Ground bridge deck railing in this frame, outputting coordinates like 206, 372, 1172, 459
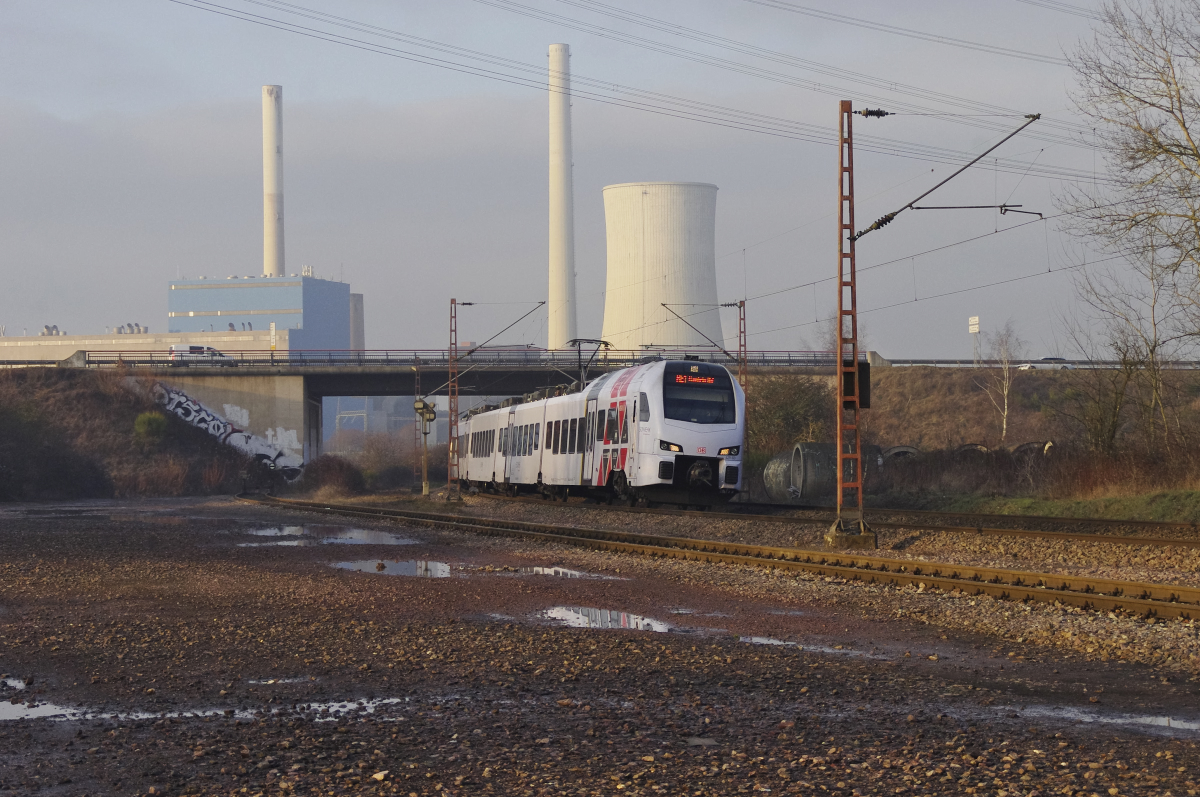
78, 349, 844, 369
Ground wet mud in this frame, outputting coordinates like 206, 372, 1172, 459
0, 496, 1198, 796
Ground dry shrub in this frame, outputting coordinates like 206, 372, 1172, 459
299, 455, 366, 497
745, 374, 834, 470
202, 460, 229, 491
0, 368, 250, 500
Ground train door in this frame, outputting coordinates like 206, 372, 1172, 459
581, 398, 598, 485
501, 410, 516, 484
635, 392, 653, 483
614, 399, 629, 474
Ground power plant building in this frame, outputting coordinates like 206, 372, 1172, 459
167, 275, 351, 350
600, 182, 723, 351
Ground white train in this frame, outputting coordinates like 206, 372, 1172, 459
458, 359, 745, 506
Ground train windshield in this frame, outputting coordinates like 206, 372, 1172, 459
662, 362, 736, 424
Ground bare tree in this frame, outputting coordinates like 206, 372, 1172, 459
975, 320, 1025, 443
1061, 1, 1200, 347
1048, 315, 1137, 454
1073, 257, 1187, 448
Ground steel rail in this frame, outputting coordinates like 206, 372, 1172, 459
477, 494, 1200, 549
241, 494, 1200, 619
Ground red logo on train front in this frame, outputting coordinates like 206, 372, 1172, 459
697, 447, 706, 454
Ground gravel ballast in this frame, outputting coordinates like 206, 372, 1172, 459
0, 496, 1198, 796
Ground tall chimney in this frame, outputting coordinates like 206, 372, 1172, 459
547, 45, 577, 349
262, 85, 284, 278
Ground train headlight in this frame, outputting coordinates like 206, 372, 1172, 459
659, 440, 683, 452
719, 446, 740, 456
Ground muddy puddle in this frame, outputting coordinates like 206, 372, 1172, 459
738, 635, 880, 657
536, 608, 881, 657
335, 560, 454, 577
542, 606, 672, 632
334, 561, 614, 579
240, 525, 418, 546
1010, 704, 1200, 733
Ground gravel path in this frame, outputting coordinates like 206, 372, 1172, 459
0, 496, 1198, 797
444, 496, 1200, 586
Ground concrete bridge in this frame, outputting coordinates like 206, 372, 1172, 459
53, 348, 864, 468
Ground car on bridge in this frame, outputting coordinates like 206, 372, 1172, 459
1017, 357, 1074, 371
168, 345, 236, 366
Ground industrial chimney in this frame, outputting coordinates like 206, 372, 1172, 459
547, 45, 577, 349
262, 85, 284, 278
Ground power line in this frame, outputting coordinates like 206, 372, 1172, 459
172, 0, 1108, 184
748, 262, 1084, 339
743, 0, 1069, 66
1012, 0, 1102, 21
476, 0, 1089, 147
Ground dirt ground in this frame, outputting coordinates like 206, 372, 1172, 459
1, 496, 1198, 796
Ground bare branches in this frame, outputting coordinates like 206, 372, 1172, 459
974, 320, 1025, 443
1061, 1, 1200, 294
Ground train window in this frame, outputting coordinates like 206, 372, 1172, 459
533, 423, 540, 451
662, 362, 736, 424
579, 417, 586, 451
620, 405, 629, 444
595, 410, 604, 441
524, 424, 531, 456
639, 392, 650, 422
567, 418, 577, 454
552, 420, 561, 454
604, 407, 618, 442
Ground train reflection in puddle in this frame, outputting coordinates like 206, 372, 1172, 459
542, 606, 671, 633
241, 526, 418, 546
519, 566, 614, 579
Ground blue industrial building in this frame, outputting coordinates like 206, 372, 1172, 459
167, 275, 351, 350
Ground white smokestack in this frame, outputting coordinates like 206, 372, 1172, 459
262, 85, 284, 278
547, 44, 577, 349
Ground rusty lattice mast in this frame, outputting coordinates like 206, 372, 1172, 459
829, 100, 872, 544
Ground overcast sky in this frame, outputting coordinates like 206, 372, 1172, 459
0, 0, 1108, 357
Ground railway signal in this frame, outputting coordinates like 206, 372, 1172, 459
414, 398, 437, 497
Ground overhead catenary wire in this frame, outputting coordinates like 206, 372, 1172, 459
742, 0, 1069, 65
554, 0, 1092, 138
1012, 0, 1102, 21
854, 114, 1043, 240
173, 0, 1107, 182
474, 0, 1090, 147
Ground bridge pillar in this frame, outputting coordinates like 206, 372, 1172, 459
155, 373, 314, 464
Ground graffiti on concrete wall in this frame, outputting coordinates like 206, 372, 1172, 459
153, 384, 304, 480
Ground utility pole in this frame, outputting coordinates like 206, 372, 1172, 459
411, 360, 422, 490
826, 100, 876, 549
447, 299, 461, 499
735, 300, 747, 395
822, 103, 1038, 548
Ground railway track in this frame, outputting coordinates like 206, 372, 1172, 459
242, 494, 1200, 620
477, 493, 1200, 549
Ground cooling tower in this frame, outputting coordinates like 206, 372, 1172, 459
600, 182, 722, 350
547, 44, 577, 349
262, 85, 284, 278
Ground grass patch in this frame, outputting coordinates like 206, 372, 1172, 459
871, 489, 1200, 523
